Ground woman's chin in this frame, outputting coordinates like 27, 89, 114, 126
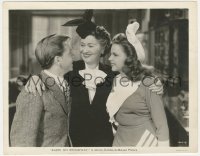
69, 67, 73, 71
82, 58, 91, 64
111, 67, 118, 72
82, 59, 99, 66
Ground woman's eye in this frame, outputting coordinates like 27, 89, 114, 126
111, 52, 118, 57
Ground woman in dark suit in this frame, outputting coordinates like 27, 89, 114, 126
10, 35, 73, 147
24, 10, 163, 147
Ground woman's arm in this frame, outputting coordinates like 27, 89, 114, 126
145, 86, 170, 146
24, 70, 73, 96
10, 89, 43, 146
142, 70, 164, 95
25, 75, 45, 96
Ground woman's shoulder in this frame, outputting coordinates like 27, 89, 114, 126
73, 60, 85, 70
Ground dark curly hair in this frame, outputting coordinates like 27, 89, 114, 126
112, 33, 154, 82
89, 26, 111, 57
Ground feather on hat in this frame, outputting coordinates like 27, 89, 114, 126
62, 10, 97, 39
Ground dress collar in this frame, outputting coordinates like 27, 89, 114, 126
106, 74, 141, 123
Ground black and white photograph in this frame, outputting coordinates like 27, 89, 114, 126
3, 1, 198, 154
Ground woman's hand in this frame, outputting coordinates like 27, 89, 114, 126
149, 79, 164, 95
25, 75, 45, 96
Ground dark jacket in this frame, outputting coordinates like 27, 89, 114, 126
65, 60, 116, 147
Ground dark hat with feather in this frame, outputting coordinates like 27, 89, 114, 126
62, 10, 96, 39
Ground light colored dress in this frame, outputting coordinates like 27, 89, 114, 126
106, 75, 169, 147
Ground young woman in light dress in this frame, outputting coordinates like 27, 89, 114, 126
106, 22, 169, 147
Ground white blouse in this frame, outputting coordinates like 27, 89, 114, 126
79, 63, 107, 104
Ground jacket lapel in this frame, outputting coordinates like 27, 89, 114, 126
90, 63, 112, 105
72, 61, 113, 106
96, 63, 113, 87
74, 61, 90, 90
39, 71, 69, 116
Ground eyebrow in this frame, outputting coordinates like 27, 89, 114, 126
111, 51, 118, 55
80, 42, 96, 45
88, 43, 96, 45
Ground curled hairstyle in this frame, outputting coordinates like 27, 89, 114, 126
35, 34, 70, 69
112, 33, 153, 81
89, 26, 111, 56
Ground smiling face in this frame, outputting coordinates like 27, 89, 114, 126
109, 44, 127, 73
80, 35, 104, 66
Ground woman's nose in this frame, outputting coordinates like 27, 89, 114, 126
108, 55, 112, 61
81, 46, 88, 53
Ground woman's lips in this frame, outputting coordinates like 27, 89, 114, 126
110, 63, 115, 66
82, 53, 92, 58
